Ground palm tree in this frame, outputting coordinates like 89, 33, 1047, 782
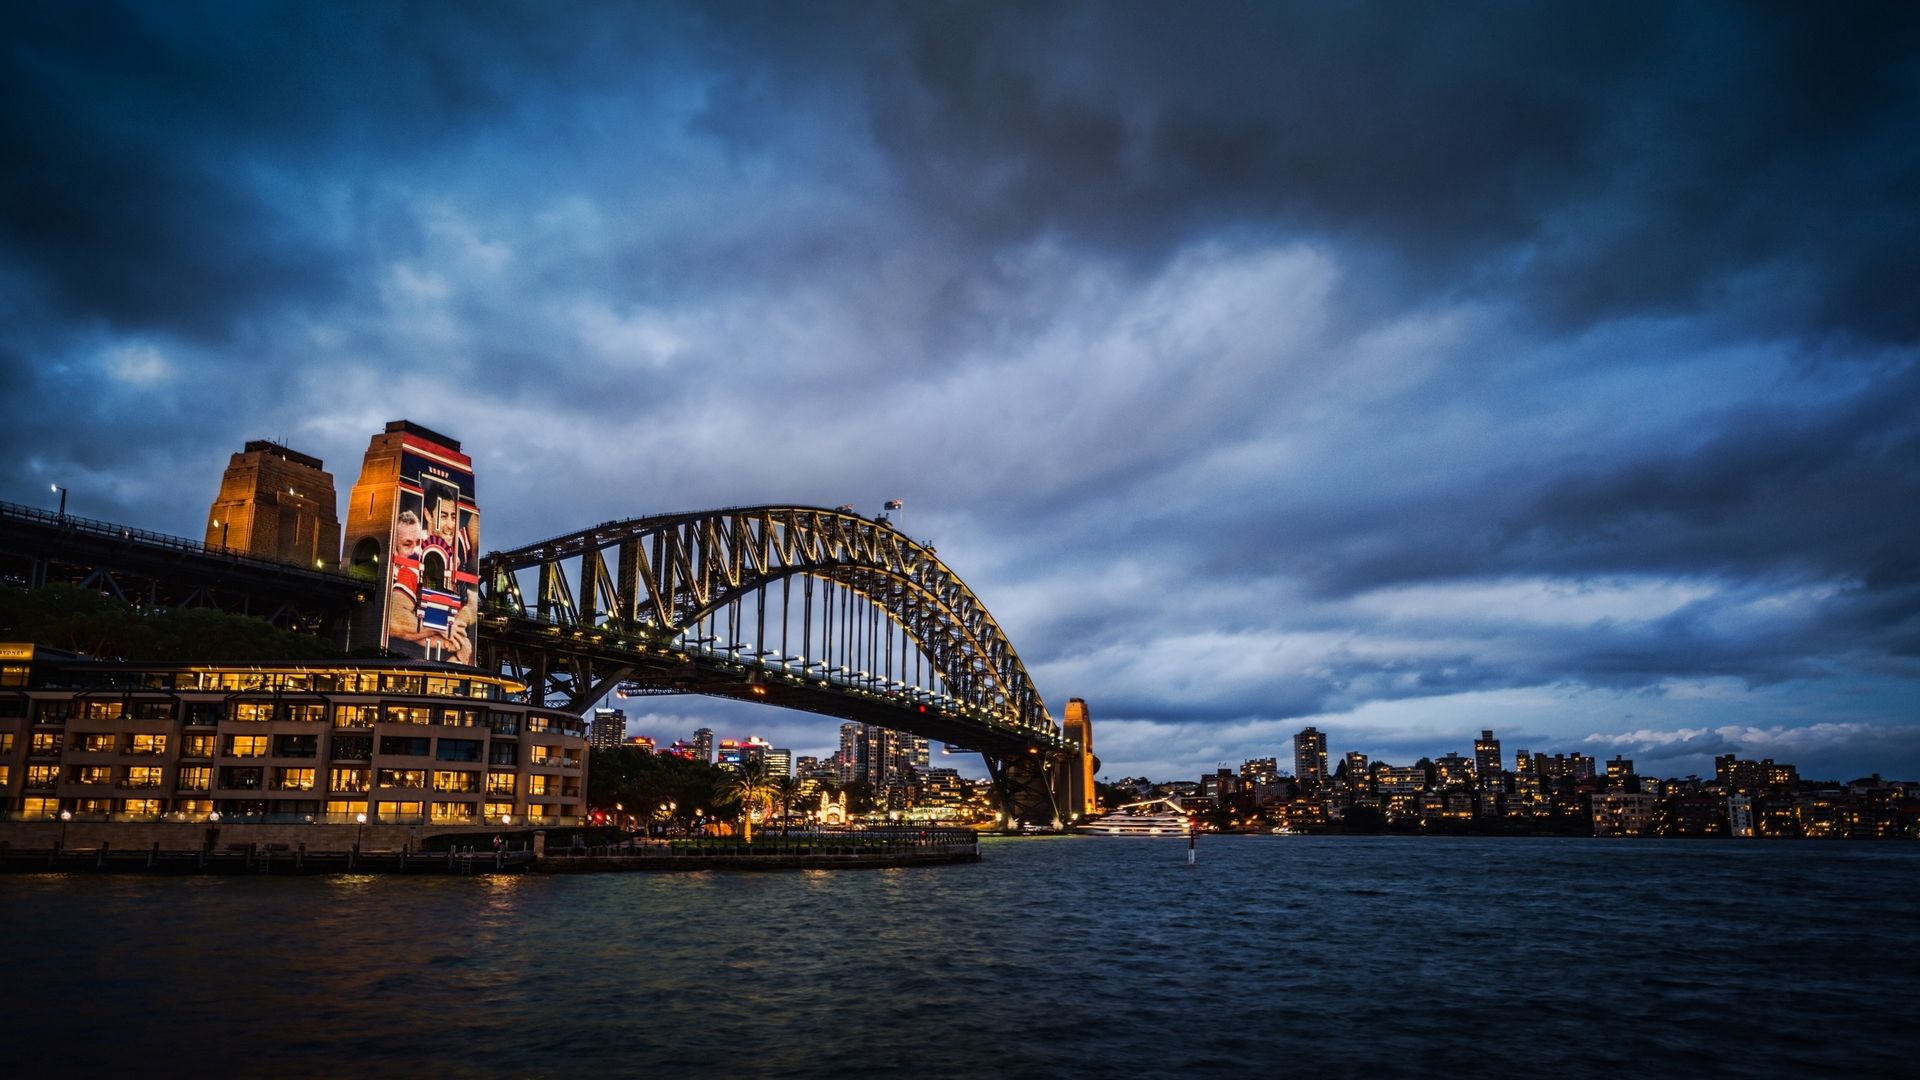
719, 757, 777, 843
771, 775, 804, 837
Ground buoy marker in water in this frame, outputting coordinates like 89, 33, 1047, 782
1187, 826, 1196, 867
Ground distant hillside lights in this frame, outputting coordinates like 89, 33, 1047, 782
1113, 727, 1920, 840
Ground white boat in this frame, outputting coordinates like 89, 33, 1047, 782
1075, 798, 1193, 836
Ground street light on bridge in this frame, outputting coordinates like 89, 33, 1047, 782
50, 483, 67, 519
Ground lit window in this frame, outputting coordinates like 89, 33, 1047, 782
376, 800, 423, 822
225, 735, 268, 758
77, 732, 117, 753
232, 702, 275, 722
128, 733, 168, 755
383, 705, 432, 725
330, 767, 369, 793
177, 767, 212, 792
273, 767, 317, 791
126, 766, 164, 788
432, 770, 479, 793
122, 798, 162, 816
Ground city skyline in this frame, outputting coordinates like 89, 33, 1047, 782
5, 4, 1918, 782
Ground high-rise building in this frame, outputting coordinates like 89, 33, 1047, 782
204, 440, 341, 569
692, 727, 715, 765
836, 723, 861, 784
1240, 758, 1279, 786
340, 421, 480, 665
762, 746, 793, 779
1293, 727, 1328, 787
1474, 730, 1502, 777
1061, 698, 1097, 819
590, 708, 626, 749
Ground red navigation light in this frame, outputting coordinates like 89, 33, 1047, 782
917, 704, 927, 713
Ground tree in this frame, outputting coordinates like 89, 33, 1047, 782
0, 583, 340, 661
719, 757, 777, 843
771, 775, 804, 836
1339, 804, 1389, 834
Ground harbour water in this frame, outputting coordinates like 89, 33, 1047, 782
5, 835, 1916, 1077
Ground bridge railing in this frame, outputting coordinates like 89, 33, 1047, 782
0, 499, 357, 586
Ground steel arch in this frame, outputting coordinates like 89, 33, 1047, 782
479, 506, 1057, 740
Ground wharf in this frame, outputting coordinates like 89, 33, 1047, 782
0, 844, 536, 876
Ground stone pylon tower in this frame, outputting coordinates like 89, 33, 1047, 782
204, 441, 341, 569
1061, 698, 1098, 820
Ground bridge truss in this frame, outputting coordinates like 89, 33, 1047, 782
477, 506, 1082, 824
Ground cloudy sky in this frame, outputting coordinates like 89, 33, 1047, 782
5, 2, 1918, 782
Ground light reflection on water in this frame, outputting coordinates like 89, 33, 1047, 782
4, 836, 1918, 1078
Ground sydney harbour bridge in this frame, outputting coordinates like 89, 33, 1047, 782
1, 498, 1087, 824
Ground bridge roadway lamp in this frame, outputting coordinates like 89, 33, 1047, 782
51, 483, 67, 518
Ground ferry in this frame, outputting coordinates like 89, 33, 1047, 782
1075, 797, 1194, 836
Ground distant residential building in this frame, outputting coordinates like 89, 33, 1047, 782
1293, 727, 1328, 788
1593, 791, 1656, 836
1606, 755, 1635, 783
1341, 751, 1369, 796
1473, 730, 1502, 777
1434, 752, 1475, 788
1201, 768, 1239, 800
1240, 758, 1279, 786
1727, 794, 1754, 838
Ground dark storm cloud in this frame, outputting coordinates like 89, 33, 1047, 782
822, 2, 1920, 342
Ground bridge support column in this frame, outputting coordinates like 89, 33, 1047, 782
983, 750, 1067, 829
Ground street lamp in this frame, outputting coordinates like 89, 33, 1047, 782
58, 808, 71, 851
51, 483, 67, 519
355, 811, 367, 851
